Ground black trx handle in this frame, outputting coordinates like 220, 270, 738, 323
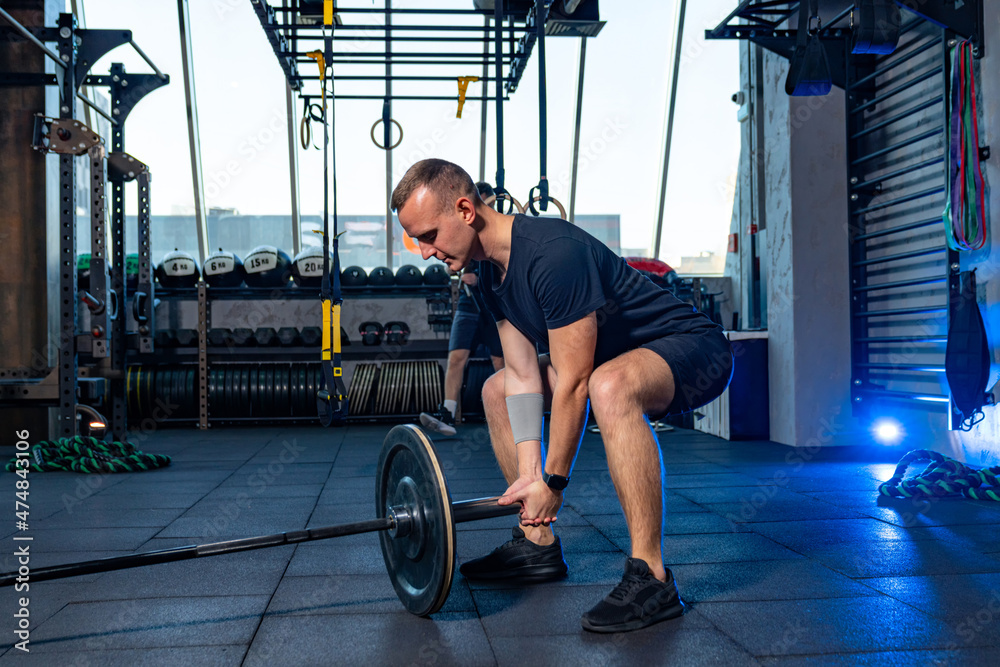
528, 0, 550, 216
785, 0, 832, 97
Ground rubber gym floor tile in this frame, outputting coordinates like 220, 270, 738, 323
607, 533, 804, 565
491, 628, 758, 667
473, 585, 713, 637
858, 573, 1000, 628
88, 543, 294, 599
57, 492, 209, 510
567, 493, 706, 516
670, 560, 882, 603
283, 542, 387, 576
904, 524, 1000, 552
326, 462, 378, 478
32, 507, 186, 529
265, 573, 476, 616
695, 596, 962, 657
220, 463, 333, 487
243, 612, 495, 667
673, 486, 811, 505
745, 518, 936, 550
98, 481, 225, 495
306, 502, 376, 526
857, 499, 1000, 528
663, 462, 738, 475
705, 497, 865, 524
797, 539, 1000, 578
587, 511, 747, 537
200, 483, 325, 501
158, 506, 314, 540
659, 473, 764, 489
26, 596, 271, 653
454, 526, 620, 560
0, 646, 246, 666
181, 494, 317, 519
756, 647, 1000, 665
21, 527, 162, 552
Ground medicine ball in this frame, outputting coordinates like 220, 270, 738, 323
423, 264, 449, 285
395, 264, 423, 286
243, 245, 291, 288
125, 253, 140, 290
203, 249, 246, 288
291, 246, 334, 288
368, 266, 394, 286
77, 253, 92, 290
156, 249, 200, 288
341, 265, 368, 287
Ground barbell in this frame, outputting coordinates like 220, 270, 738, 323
0, 425, 520, 617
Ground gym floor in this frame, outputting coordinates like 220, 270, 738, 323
2, 424, 999, 665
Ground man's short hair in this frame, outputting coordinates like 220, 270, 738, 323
391, 159, 479, 213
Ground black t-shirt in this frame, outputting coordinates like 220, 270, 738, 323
479, 215, 720, 366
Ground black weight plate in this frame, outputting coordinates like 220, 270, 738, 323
168, 367, 180, 415
143, 366, 154, 417
376, 425, 455, 617
261, 365, 271, 417
209, 366, 220, 418
262, 365, 273, 416
252, 364, 261, 417
153, 367, 166, 417
184, 367, 195, 419
274, 364, 289, 416
290, 363, 301, 417
241, 365, 250, 416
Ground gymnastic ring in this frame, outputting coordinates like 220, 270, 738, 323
299, 114, 311, 151
371, 118, 403, 150
529, 195, 567, 220
494, 192, 524, 215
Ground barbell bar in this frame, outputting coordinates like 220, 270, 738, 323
0, 425, 519, 617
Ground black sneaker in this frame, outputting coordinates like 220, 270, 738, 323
581, 558, 685, 633
419, 404, 457, 436
459, 526, 568, 582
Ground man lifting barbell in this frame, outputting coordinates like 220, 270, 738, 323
392, 158, 734, 633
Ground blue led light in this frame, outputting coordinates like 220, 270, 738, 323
872, 418, 905, 445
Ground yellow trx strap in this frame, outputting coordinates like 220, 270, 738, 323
456, 76, 479, 119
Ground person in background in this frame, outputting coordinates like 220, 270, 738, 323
420, 182, 505, 436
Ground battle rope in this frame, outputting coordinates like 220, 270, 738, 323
943, 39, 987, 252
878, 449, 1000, 502
5, 437, 171, 474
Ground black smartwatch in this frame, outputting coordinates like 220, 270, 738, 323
542, 471, 570, 491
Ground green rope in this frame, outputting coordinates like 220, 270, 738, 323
5, 436, 171, 474
878, 449, 1000, 502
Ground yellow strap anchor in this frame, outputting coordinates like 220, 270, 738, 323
456, 76, 479, 119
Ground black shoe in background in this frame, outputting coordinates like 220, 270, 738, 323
419, 404, 457, 436
581, 558, 685, 633
459, 526, 568, 582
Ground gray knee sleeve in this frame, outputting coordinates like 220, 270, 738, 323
505, 393, 544, 444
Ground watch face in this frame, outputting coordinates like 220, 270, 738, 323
544, 473, 569, 490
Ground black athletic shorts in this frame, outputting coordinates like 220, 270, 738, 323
448, 309, 503, 357
640, 327, 734, 419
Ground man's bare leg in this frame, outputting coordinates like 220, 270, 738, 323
444, 348, 471, 407
588, 348, 675, 583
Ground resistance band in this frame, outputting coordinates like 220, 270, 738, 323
943, 40, 987, 252
878, 449, 1000, 502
